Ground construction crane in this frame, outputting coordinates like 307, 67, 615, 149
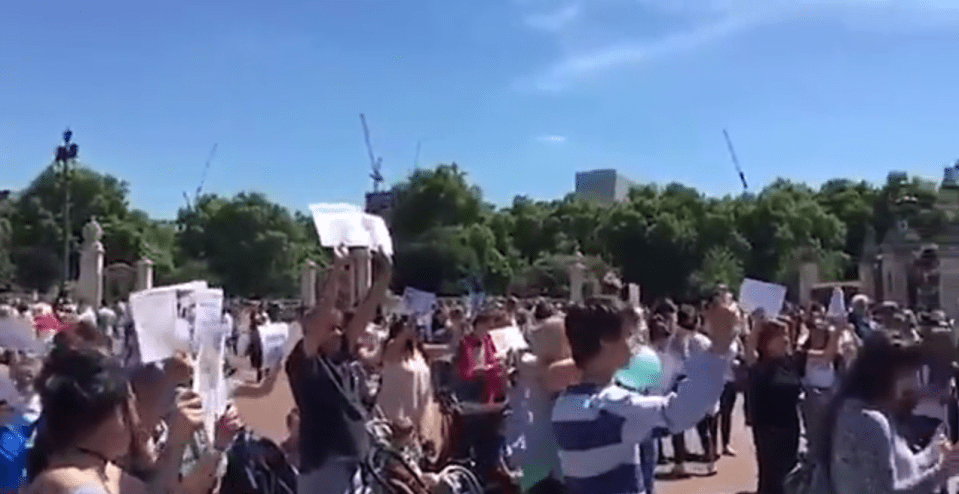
360, 114, 384, 192
182, 143, 218, 210
723, 129, 748, 191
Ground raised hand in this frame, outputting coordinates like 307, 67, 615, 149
214, 403, 243, 451
169, 389, 204, 442
706, 299, 741, 354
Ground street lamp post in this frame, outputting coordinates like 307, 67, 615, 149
55, 129, 78, 295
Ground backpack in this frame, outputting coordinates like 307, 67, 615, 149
221, 430, 297, 494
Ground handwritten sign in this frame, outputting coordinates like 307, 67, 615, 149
194, 334, 227, 440
130, 281, 208, 363
259, 322, 291, 369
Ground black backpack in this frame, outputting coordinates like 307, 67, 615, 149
221, 430, 297, 494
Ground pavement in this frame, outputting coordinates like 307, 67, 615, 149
234, 370, 759, 494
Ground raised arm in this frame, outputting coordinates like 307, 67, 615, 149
619, 300, 739, 441
832, 408, 948, 494
344, 249, 392, 355
807, 322, 846, 362
302, 247, 349, 357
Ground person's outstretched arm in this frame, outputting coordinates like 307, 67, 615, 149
302, 247, 348, 358
344, 250, 392, 355
616, 301, 739, 442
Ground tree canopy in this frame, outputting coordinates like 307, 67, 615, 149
1, 160, 949, 301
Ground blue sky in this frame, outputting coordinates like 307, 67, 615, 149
3, 0, 959, 219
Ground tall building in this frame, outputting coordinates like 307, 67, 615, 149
574, 169, 634, 205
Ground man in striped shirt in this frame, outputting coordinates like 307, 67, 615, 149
552, 296, 738, 494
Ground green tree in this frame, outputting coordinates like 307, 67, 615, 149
173, 192, 322, 297
8, 165, 159, 293
390, 164, 486, 243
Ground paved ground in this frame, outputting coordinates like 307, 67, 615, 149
234, 370, 758, 494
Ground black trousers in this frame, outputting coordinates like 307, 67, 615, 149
752, 423, 799, 494
528, 477, 565, 494
696, 413, 718, 459
718, 382, 738, 447
671, 433, 688, 464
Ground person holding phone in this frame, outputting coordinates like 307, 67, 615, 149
828, 333, 959, 494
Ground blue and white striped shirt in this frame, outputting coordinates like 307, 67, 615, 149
552, 351, 729, 494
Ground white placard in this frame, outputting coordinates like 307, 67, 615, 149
194, 334, 227, 441
190, 289, 225, 350
489, 325, 529, 359
827, 287, 846, 319
130, 281, 209, 363
259, 322, 291, 369
738, 278, 787, 317
402, 287, 436, 316
0, 318, 44, 353
130, 289, 178, 363
309, 203, 394, 256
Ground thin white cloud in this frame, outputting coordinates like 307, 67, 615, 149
522, 14, 764, 92
537, 135, 568, 143
524, 3, 582, 31
518, 0, 959, 93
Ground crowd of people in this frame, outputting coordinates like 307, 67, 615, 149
4, 249, 959, 494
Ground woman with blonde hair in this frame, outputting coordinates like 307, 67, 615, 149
507, 312, 579, 493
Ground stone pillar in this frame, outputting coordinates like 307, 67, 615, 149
135, 258, 154, 292
351, 247, 372, 303
628, 283, 641, 307
798, 261, 819, 307
938, 257, 959, 321
301, 260, 318, 308
569, 261, 585, 303
858, 260, 875, 300
77, 219, 105, 309
892, 256, 910, 306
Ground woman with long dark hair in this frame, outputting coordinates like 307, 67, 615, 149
823, 333, 959, 493
745, 315, 845, 494
24, 344, 147, 494
377, 316, 436, 439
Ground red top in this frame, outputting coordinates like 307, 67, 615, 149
457, 332, 504, 403
34, 313, 66, 334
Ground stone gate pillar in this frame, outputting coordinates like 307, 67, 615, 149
351, 247, 372, 304
77, 219, 105, 309
569, 259, 585, 304
799, 261, 819, 307
136, 258, 154, 292
301, 260, 318, 307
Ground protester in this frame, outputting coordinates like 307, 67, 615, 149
24, 344, 147, 494
552, 295, 737, 494
507, 314, 577, 494
455, 309, 508, 485
288, 246, 391, 494
377, 316, 438, 446
825, 333, 959, 493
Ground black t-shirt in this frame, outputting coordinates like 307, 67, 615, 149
286, 338, 370, 473
747, 354, 804, 429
